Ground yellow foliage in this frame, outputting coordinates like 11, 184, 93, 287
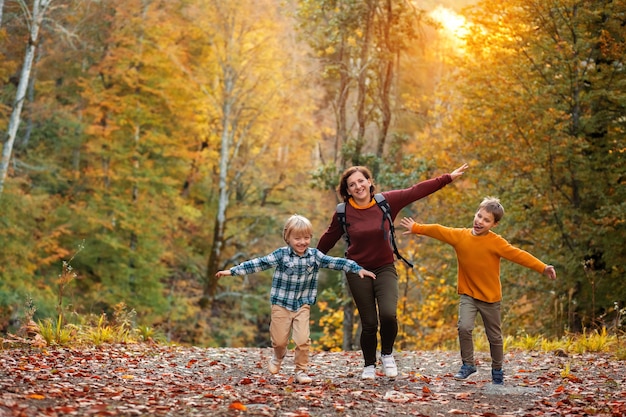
314, 309, 345, 352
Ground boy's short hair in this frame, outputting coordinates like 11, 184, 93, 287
479, 196, 505, 223
283, 214, 313, 242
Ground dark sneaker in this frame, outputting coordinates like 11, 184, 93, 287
453, 364, 477, 380
492, 368, 504, 385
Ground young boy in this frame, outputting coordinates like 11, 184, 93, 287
216, 214, 376, 384
400, 197, 556, 385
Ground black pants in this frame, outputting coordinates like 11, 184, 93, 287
346, 263, 399, 367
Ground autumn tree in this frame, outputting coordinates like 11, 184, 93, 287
296, 0, 433, 350
429, 0, 626, 335
0, 0, 107, 327
0, 0, 324, 346
0, 0, 54, 195
186, 0, 311, 298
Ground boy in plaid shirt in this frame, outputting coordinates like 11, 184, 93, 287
216, 214, 376, 383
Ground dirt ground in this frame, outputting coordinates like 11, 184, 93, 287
0, 345, 624, 416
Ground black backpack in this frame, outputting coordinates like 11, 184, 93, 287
336, 193, 413, 268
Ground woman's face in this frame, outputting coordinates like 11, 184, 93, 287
346, 171, 372, 203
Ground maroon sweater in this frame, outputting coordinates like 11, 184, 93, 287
317, 174, 453, 270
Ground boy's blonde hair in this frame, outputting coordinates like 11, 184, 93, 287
283, 214, 313, 242
479, 196, 505, 223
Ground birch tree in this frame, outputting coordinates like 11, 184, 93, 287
187, 0, 316, 306
0, 0, 53, 195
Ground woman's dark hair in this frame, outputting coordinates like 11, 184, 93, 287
337, 166, 376, 202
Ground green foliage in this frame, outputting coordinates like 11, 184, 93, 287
83, 319, 116, 346
37, 315, 76, 347
426, 0, 626, 336
0, 0, 624, 349
7, 302, 153, 348
136, 325, 166, 343
82, 312, 136, 347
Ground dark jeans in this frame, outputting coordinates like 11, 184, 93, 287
346, 263, 398, 367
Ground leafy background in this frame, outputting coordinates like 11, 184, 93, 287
0, 0, 624, 350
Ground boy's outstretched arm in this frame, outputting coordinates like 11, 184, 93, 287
358, 269, 377, 280
400, 217, 417, 235
543, 265, 557, 280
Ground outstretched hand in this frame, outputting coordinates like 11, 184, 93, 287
215, 270, 232, 278
450, 163, 469, 181
400, 217, 416, 235
359, 269, 376, 280
543, 265, 557, 280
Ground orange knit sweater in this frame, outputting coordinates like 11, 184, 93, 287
411, 224, 546, 303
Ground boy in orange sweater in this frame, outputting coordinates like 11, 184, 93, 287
400, 196, 556, 385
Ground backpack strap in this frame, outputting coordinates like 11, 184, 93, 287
336, 202, 350, 248
336, 195, 413, 268
374, 193, 414, 268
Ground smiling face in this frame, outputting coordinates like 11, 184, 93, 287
283, 214, 314, 256
346, 171, 373, 205
472, 208, 498, 236
287, 232, 311, 256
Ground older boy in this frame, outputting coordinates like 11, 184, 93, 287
400, 197, 556, 385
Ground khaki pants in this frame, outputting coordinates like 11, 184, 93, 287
458, 294, 503, 369
270, 304, 311, 373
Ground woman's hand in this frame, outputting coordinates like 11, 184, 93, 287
450, 163, 469, 181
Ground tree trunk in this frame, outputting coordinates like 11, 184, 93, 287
354, 0, 375, 164
204, 77, 234, 303
375, 0, 397, 158
0, 0, 53, 195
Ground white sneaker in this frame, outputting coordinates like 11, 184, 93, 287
268, 356, 282, 374
361, 365, 376, 380
296, 372, 312, 384
381, 354, 398, 377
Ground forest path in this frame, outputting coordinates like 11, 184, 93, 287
1, 345, 624, 416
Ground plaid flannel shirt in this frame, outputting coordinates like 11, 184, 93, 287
230, 246, 364, 311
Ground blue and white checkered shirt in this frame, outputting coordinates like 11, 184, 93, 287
230, 246, 364, 312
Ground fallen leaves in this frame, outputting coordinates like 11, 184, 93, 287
0, 345, 624, 416
228, 400, 247, 411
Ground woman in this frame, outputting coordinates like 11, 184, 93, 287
317, 163, 468, 379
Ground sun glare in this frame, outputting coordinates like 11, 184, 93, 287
430, 5, 469, 41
